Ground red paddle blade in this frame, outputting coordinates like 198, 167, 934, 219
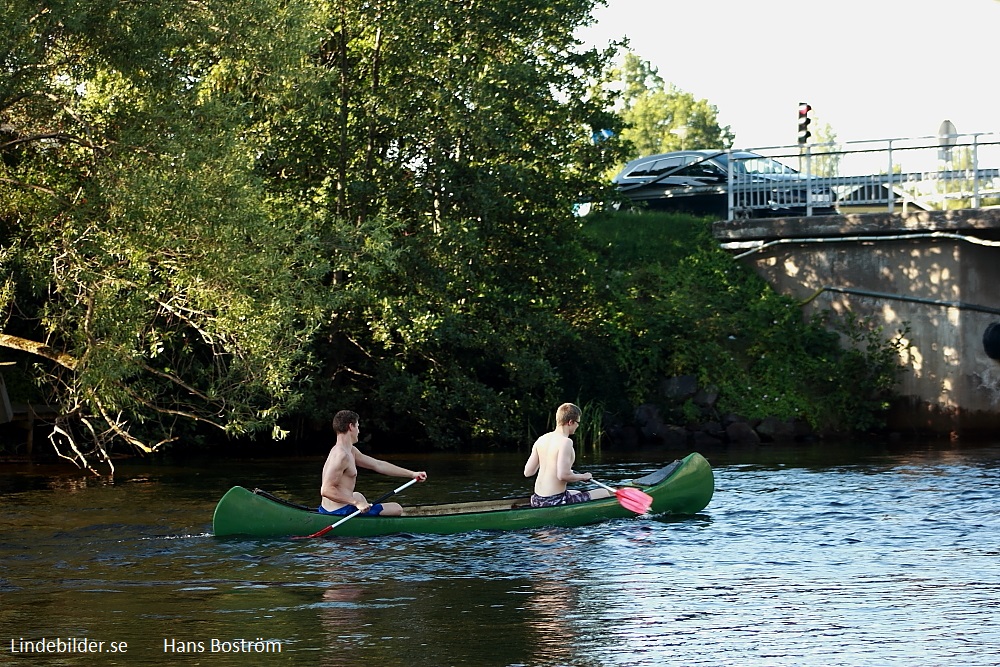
615, 487, 653, 514
294, 525, 334, 540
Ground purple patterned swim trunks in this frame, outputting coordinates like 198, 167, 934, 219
530, 490, 592, 508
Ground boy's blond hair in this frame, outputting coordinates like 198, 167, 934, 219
555, 402, 582, 426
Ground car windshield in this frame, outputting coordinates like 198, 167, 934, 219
715, 152, 799, 176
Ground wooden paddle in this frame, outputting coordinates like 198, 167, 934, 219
591, 479, 654, 514
296, 478, 419, 539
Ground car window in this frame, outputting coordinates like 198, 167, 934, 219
626, 156, 685, 178
674, 162, 725, 179
735, 157, 797, 176
624, 161, 653, 178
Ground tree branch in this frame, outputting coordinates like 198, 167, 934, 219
137, 361, 215, 403
0, 333, 78, 370
91, 395, 179, 454
1, 130, 101, 152
0, 176, 66, 200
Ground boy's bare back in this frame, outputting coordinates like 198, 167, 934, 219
526, 431, 577, 496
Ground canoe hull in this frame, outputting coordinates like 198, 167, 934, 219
212, 452, 714, 538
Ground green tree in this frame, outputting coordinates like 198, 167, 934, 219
611, 53, 734, 158
807, 120, 841, 178
1, 0, 329, 467
257, 0, 628, 447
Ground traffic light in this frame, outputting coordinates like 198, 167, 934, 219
797, 102, 812, 145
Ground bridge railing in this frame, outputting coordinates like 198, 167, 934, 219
728, 132, 1000, 219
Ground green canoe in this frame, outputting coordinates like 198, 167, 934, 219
212, 452, 714, 538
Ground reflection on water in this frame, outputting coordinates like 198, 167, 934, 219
1, 443, 999, 665
520, 537, 580, 667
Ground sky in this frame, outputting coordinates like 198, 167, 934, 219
577, 0, 999, 149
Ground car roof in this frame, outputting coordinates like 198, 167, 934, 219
614, 150, 726, 183
613, 149, 774, 183
620, 150, 723, 168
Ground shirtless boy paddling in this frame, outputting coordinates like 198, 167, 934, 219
523, 403, 612, 508
320, 410, 427, 517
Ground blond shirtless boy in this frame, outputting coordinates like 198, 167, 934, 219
523, 403, 612, 507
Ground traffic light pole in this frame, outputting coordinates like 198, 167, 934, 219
798, 102, 813, 215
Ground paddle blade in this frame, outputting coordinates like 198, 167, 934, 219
293, 510, 359, 539
295, 524, 337, 540
615, 487, 653, 514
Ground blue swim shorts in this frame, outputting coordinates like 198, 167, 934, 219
317, 503, 384, 516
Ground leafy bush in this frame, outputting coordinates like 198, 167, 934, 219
576, 209, 907, 433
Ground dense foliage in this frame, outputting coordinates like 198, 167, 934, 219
253, 0, 629, 447
1, 0, 331, 465
1, 0, 631, 461
579, 210, 907, 432
1, 1, 904, 464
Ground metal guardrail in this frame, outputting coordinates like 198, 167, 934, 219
726, 132, 1000, 220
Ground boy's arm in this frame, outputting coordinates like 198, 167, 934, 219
355, 448, 427, 481
523, 444, 539, 477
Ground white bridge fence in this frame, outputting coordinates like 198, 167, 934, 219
730, 132, 1000, 220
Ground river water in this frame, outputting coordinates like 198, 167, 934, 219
1, 441, 998, 666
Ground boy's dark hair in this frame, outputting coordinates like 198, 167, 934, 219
332, 410, 359, 434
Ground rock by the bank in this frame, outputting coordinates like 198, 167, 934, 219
620, 392, 814, 449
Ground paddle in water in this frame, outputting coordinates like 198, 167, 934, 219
591, 479, 654, 514
295, 478, 419, 539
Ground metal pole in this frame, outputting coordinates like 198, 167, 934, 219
727, 148, 734, 220
886, 140, 894, 213
973, 134, 981, 209
804, 145, 813, 217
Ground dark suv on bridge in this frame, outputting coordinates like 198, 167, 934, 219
612, 149, 838, 219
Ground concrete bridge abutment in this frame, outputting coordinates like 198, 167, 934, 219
713, 208, 1000, 438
